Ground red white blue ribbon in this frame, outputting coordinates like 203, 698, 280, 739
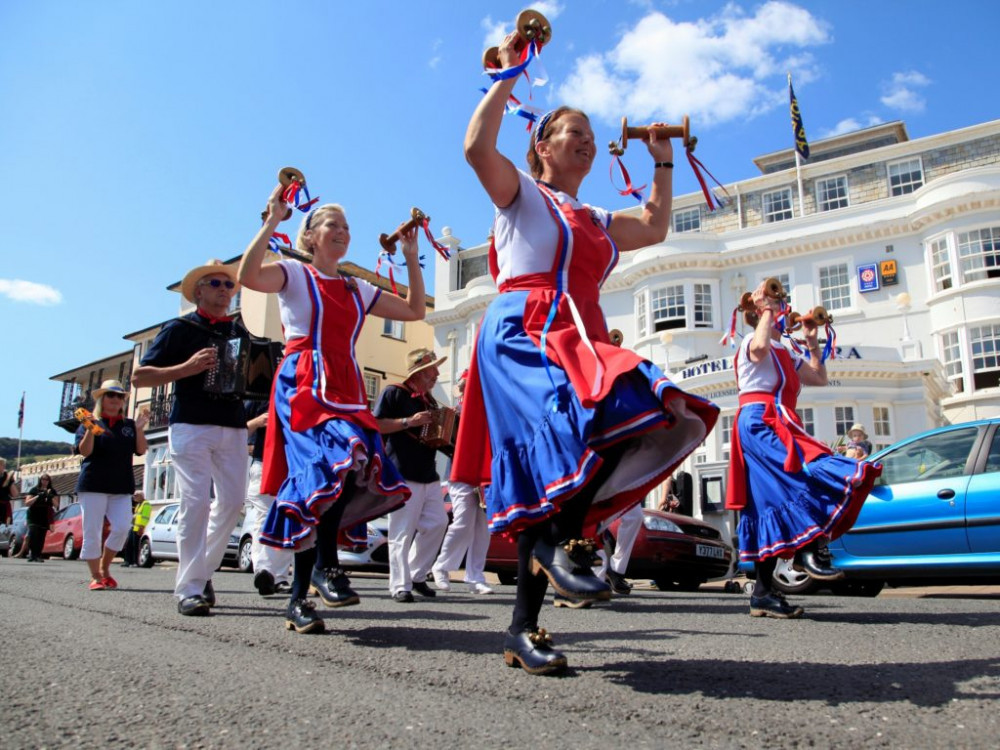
268, 231, 291, 255
719, 306, 740, 348
281, 180, 319, 213
484, 39, 546, 87
686, 147, 731, 212
610, 155, 647, 203
421, 219, 454, 261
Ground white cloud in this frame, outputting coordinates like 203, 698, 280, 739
0, 279, 62, 305
881, 70, 931, 113
817, 115, 884, 139
428, 38, 443, 69
557, 2, 830, 127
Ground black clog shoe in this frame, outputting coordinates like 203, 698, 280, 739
310, 567, 361, 608
531, 538, 611, 601
792, 550, 846, 581
503, 628, 568, 675
285, 598, 325, 634
749, 592, 804, 619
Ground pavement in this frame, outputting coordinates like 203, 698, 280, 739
2, 559, 998, 749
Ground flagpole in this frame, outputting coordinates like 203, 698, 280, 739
16, 391, 24, 471
788, 72, 808, 218
795, 149, 805, 218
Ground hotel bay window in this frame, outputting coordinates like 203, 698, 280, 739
633, 281, 718, 338
927, 225, 1000, 293
938, 322, 1000, 394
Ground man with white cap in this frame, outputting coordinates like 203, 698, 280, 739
133, 259, 249, 616
374, 348, 450, 602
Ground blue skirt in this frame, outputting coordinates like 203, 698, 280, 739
736, 403, 867, 562
260, 353, 409, 551
478, 292, 717, 535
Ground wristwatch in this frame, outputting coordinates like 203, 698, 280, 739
402, 417, 409, 428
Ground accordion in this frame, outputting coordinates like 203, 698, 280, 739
203, 338, 283, 399
419, 407, 458, 452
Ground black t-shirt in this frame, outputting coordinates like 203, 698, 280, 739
75, 418, 138, 495
244, 399, 268, 462
26, 485, 57, 526
0, 471, 14, 501
140, 312, 247, 428
373, 384, 440, 484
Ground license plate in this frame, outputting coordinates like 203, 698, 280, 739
696, 544, 725, 559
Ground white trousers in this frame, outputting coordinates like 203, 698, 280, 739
387, 480, 448, 594
597, 504, 644, 577
432, 481, 489, 584
78, 492, 132, 560
169, 423, 248, 600
247, 460, 292, 583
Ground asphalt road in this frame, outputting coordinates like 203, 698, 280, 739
2, 559, 998, 749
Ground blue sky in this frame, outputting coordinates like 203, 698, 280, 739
3, 0, 998, 445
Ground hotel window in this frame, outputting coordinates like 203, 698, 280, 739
635, 293, 647, 338
969, 323, 1000, 390
940, 330, 964, 392
816, 175, 849, 212
758, 272, 791, 304
720, 414, 734, 448
762, 188, 793, 223
363, 372, 380, 407
957, 226, 1000, 283
834, 406, 855, 438
798, 407, 815, 437
673, 207, 701, 233
930, 237, 952, 291
382, 319, 404, 340
650, 285, 685, 331
227, 290, 242, 315
888, 157, 923, 196
693, 284, 713, 328
819, 263, 852, 310
872, 406, 892, 452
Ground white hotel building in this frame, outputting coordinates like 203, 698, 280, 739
428, 118, 1000, 540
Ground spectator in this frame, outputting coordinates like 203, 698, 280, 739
23, 474, 57, 562
844, 424, 872, 460
0, 458, 19, 525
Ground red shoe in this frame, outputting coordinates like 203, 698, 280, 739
101, 576, 119, 589
89, 580, 106, 591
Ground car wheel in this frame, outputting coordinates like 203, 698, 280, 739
496, 571, 517, 586
830, 579, 884, 597
771, 557, 819, 595
674, 578, 703, 592
652, 577, 676, 591
238, 536, 254, 573
138, 538, 154, 568
63, 534, 79, 560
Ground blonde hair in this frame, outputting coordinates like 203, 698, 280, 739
93, 392, 127, 420
526, 107, 589, 179
295, 203, 347, 256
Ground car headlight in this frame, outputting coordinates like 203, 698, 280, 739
642, 515, 683, 534
230, 534, 239, 544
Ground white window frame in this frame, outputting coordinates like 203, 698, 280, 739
956, 226, 1000, 284
673, 207, 701, 233
928, 235, 953, 292
692, 283, 714, 329
650, 285, 686, 332
720, 413, 735, 450
817, 260, 853, 312
816, 174, 849, 212
382, 319, 404, 340
888, 157, 924, 197
834, 406, 855, 438
635, 280, 720, 338
363, 372, 380, 407
940, 329, 964, 393
798, 406, 815, 437
634, 291, 647, 340
872, 405, 893, 447
762, 187, 794, 223
969, 323, 1000, 391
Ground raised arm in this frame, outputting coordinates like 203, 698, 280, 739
464, 32, 523, 209
237, 184, 289, 294
370, 226, 426, 322
797, 321, 829, 387
607, 125, 675, 252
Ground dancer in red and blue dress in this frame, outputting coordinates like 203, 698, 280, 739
726, 281, 882, 618
238, 186, 424, 633
454, 33, 719, 675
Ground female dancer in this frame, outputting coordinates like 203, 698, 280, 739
238, 186, 423, 634
453, 33, 718, 675
726, 282, 881, 618
75, 380, 148, 590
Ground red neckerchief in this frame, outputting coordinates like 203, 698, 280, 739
196, 308, 233, 324
104, 415, 123, 428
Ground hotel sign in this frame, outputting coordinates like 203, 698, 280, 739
858, 263, 880, 293
679, 348, 862, 380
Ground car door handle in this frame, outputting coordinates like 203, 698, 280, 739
937, 488, 955, 500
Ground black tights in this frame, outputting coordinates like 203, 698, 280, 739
289, 478, 353, 601
753, 557, 777, 597
509, 442, 629, 634
27, 525, 46, 559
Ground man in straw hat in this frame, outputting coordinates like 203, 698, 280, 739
373, 348, 450, 602
133, 259, 249, 616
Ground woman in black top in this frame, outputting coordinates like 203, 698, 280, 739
75, 379, 148, 590
24, 474, 58, 561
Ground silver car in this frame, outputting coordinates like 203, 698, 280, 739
137, 502, 242, 568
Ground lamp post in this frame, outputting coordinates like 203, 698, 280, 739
895, 292, 912, 341
659, 332, 674, 373
895, 291, 921, 359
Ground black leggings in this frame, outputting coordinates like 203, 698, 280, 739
27, 525, 47, 559
289, 478, 353, 601
509, 442, 629, 634
753, 557, 777, 597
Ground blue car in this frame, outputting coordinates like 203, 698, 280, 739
741, 418, 1000, 596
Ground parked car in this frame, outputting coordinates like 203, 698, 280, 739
137, 502, 242, 568
2, 508, 27, 557
745, 418, 1000, 596
42, 504, 109, 559
485, 508, 734, 590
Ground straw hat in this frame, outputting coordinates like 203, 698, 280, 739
848, 424, 868, 439
405, 348, 447, 378
180, 259, 240, 303
92, 379, 129, 400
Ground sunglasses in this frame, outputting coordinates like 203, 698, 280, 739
199, 279, 236, 289
104, 392, 125, 399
